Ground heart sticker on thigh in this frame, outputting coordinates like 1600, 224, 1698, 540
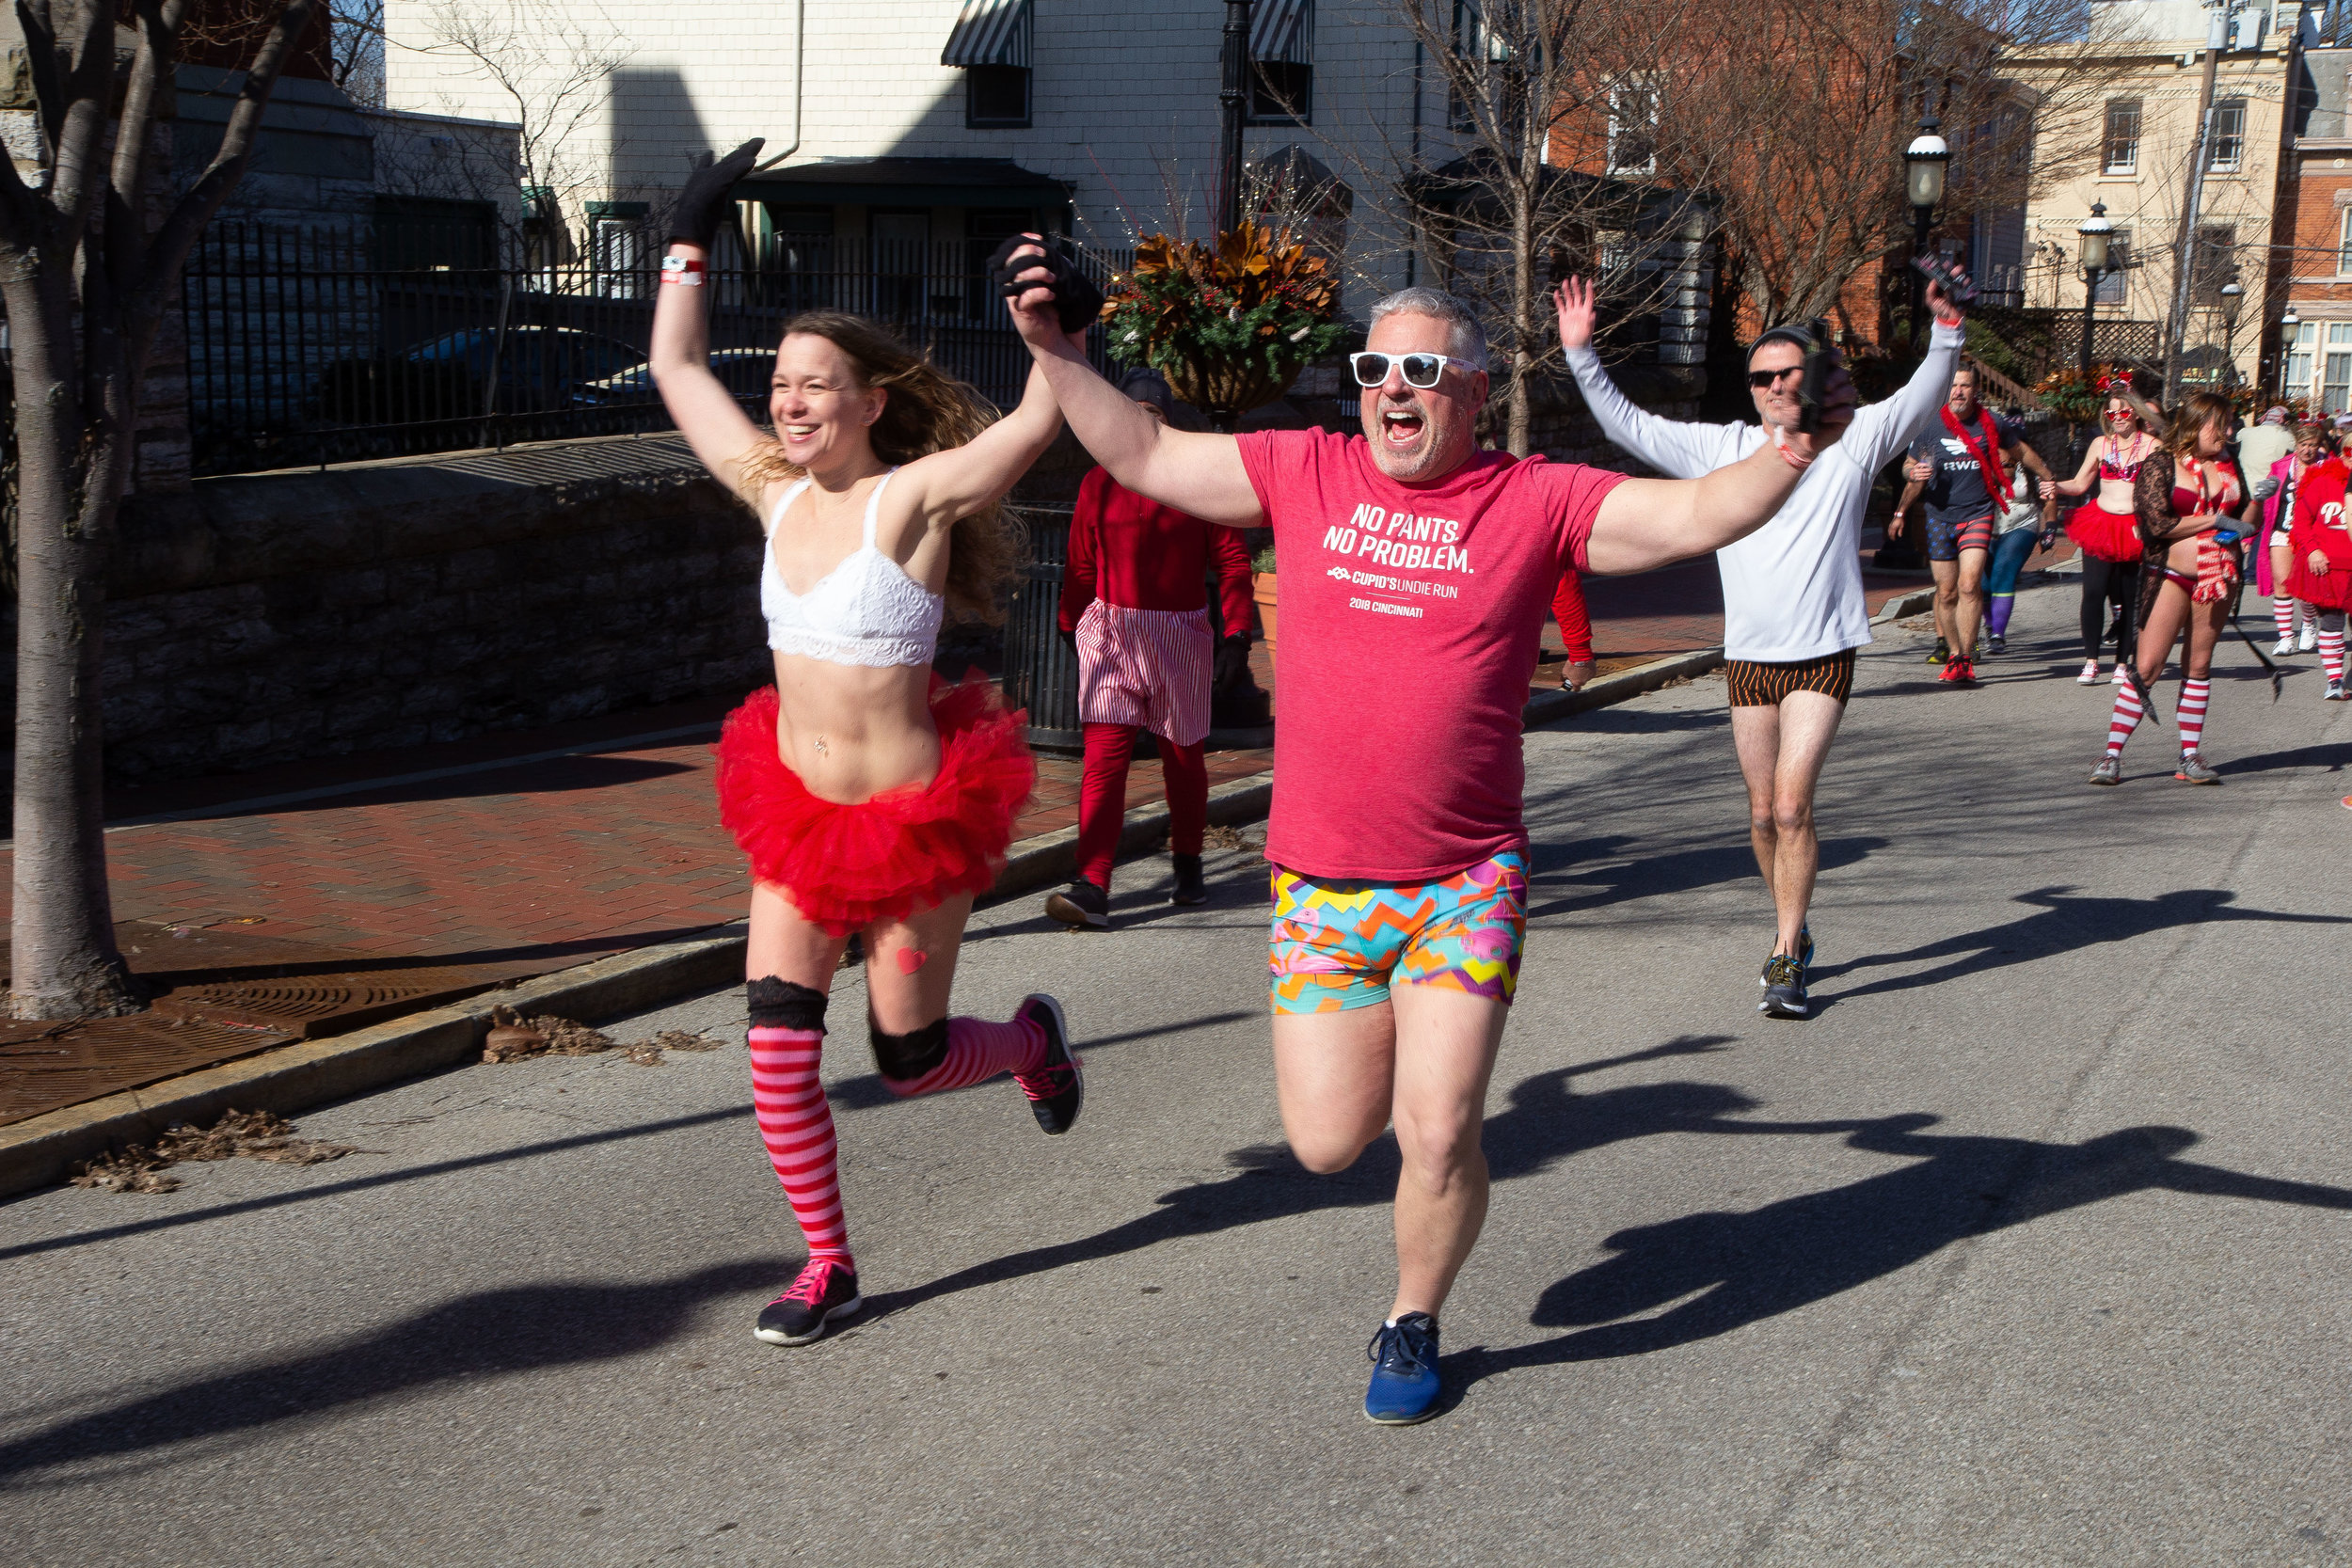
894, 947, 928, 974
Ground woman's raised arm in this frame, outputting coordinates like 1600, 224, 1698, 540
648, 143, 771, 499
898, 341, 1083, 534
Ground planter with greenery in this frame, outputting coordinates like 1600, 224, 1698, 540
1100, 223, 1347, 427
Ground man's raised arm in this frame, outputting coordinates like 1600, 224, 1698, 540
1555, 277, 1747, 480
1845, 309, 1965, 471
1002, 242, 1263, 526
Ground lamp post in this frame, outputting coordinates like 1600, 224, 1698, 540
2218, 278, 2244, 387
2280, 304, 2300, 399
1216, 0, 1255, 235
2077, 202, 2113, 381
1904, 115, 1950, 343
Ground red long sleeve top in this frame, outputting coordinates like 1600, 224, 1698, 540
1058, 466, 1257, 636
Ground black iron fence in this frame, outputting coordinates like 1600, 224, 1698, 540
182, 223, 1129, 477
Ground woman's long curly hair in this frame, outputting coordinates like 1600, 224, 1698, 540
2160, 390, 2237, 460
735, 311, 1020, 624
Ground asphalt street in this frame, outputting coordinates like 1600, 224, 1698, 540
6, 580, 2350, 1567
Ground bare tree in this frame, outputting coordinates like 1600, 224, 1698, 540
2, 0, 318, 1018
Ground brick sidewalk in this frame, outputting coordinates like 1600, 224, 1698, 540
7, 546, 1984, 980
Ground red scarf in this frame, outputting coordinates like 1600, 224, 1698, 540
1941, 404, 2010, 508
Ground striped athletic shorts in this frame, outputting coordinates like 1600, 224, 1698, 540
1927, 511, 1995, 561
1074, 601, 1213, 746
1725, 648, 1856, 707
1267, 848, 1528, 1014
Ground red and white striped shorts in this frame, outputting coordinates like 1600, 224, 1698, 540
1075, 602, 1214, 746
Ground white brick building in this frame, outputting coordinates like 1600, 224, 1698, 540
383, 0, 1450, 309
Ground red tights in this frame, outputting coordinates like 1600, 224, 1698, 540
1076, 721, 1205, 889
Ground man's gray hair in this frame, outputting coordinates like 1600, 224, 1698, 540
1367, 287, 1489, 371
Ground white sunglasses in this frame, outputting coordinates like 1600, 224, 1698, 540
1350, 352, 1463, 389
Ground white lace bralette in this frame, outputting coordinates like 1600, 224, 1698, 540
759, 468, 945, 669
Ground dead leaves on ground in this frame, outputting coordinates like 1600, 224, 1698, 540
483, 1007, 720, 1068
69, 1109, 360, 1196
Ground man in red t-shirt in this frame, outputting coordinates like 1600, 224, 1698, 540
1003, 246, 1855, 1425
1046, 369, 1257, 927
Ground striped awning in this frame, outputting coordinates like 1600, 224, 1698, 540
942, 0, 1032, 67
1249, 0, 1312, 63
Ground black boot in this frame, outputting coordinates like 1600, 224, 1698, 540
1045, 878, 1110, 929
1170, 853, 1207, 906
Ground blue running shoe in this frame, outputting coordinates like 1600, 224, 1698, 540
1363, 1312, 1442, 1424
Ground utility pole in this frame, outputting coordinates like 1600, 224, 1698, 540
2164, 0, 2233, 402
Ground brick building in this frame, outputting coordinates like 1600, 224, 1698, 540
2276, 14, 2352, 406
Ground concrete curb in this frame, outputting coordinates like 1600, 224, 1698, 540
0, 640, 1715, 1201
1872, 587, 1940, 624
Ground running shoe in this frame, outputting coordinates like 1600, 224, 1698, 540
2273, 636, 2298, 657
755, 1258, 863, 1346
2300, 623, 2320, 654
2175, 752, 2222, 785
1045, 878, 1110, 930
2089, 755, 2122, 785
1937, 657, 1976, 686
2328, 678, 2348, 702
2077, 658, 2102, 686
1758, 954, 1809, 1018
1927, 638, 1950, 665
1012, 993, 1083, 1134
1757, 927, 1814, 988
1984, 632, 2006, 655
1364, 1313, 1442, 1425
2110, 663, 2128, 685
1169, 852, 1208, 906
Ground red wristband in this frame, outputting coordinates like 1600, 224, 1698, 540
660, 255, 706, 287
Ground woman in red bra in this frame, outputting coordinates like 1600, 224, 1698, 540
2046, 388, 2155, 685
2088, 391, 2252, 786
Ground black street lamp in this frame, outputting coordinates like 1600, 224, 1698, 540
2280, 304, 2301, 399
2077, 202, 2113, 380
1217, 0, 1255, 235
2218, 278, 2245, 386
1904, 115, 1949, 341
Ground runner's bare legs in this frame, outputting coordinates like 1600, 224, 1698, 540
1732, 688, 1847, 958
1273, 987, 1507, 1319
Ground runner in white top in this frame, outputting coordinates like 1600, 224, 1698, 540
1554, 276, 1963, 1017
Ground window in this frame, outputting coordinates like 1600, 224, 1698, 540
1449, 0, 1512, 132
2094, 227, 2131, 305
2325, 322, 2352, 413
2337, 208, 2352, 274
2207, 98, 2247, 172
1608, 81, 1658, 175
966, 66, 1030, 126
1248, 0, 1313, 125
870, 211, 930, 321
2191, 224, 2237, 306
2103, 99, 2141, 175
588, 200, 646, 298
944, 0, 1032, 128
2285, 320, 2316, 400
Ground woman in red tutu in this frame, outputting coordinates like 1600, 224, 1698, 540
2086, 392, 2254, 786
2282, 446, 2352, 700
2046, 385, 2158, 685
653, 144, 1089, 1347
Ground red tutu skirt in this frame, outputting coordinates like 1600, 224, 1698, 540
2066, 502, 2142, 564
2288, 553, 2352, 611
715, 676, 1035, 936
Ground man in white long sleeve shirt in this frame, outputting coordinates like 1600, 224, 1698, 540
1553, 276, 1965, 1019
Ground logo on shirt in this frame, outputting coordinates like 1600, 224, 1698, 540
1320, 502, 1474, 574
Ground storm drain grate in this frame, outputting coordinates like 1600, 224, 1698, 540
0, 1015, 298, 1128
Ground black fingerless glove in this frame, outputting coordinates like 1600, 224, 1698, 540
985, 232, 1106, 332
1213, 635, 1250, 690
666, 138, 765, 249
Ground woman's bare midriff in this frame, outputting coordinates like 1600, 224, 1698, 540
2095, 477, 2136, 514
768, 653, 943, 804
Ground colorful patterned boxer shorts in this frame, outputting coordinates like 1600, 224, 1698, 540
1267, 848, 1529, 1014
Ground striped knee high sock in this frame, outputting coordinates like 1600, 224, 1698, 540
749, 1023, 850, 1266
2276, 597, 2298, 641
2176, 678, 2211, 756
2105, 681, 2145, 756
2322, 626, 2346, 685
881, 1013, 1047, 1098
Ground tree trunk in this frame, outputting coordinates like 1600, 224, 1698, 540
6, 274, 141, 1019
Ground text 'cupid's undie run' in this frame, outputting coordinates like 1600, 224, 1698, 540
1319, 503, 1470, 609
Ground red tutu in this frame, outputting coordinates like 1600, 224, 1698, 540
2066, 502, 2142, 564
715, 676, 1035, 936
2288, 550, 2352, 611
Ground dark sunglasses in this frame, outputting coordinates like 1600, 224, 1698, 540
1746, 366, 1803, 388
1351, 352, 1459, 389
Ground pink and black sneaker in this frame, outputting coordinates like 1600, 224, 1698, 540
1011, 994, 1083, 1135
755, 1258, 862, 1346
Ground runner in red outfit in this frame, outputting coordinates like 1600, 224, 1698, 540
1046, 371, 1256, 927
2284, 449, 2352, 700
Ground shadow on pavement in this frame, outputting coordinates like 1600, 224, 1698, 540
2215, 740, 2352, 777
1810, 885, 2352, 1000
0, 1258, 776, 1485
1444, 1116, 2352, 1396
1525, 836, 1885, 919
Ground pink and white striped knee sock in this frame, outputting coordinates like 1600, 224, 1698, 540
2322, 624, 2346, 685
749, 1022, 850, 1267
2176, 678, 2211, 756
882, 1013, 1047, 1099
2105, 681, 2144, 756
2275, 597, 2298, 641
